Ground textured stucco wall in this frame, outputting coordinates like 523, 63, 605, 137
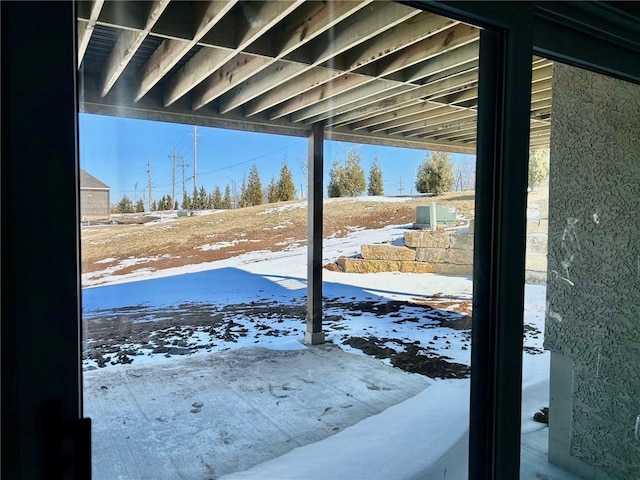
545, 63, 640, 478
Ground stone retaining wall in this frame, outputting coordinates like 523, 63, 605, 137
338, 219, 548, 283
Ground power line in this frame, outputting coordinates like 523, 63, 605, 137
196, 142, 298, 177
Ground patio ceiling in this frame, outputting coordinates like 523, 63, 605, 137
78, 1, 552, 154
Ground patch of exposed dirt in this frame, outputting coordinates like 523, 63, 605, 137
345, 336, 470, 379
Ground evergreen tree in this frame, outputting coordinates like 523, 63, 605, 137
135, 198, 145, 213
327, 160, 344, 198
246, 164, 263, 206
222, 185, 232, 209
277, 161, 296, 201
368, 157, 384, 196
116, 194, 134, 213
528, 149, 550, 187
182, 191, 191, 210
191, 187, 200, 210
151, 200, 157, 211
198, 186, 209, 209
415, 151, 454, 195
238, 179, 249, 208
342, 147, 366, 196
266, 177, 279, 203
328, 148, 367, 197
211, 186, 223, 209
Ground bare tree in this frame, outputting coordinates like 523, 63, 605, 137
453, 158, 476, 191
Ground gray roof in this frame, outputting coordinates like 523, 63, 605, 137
80, 169, 109, 189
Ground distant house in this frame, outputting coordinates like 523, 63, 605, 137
80, 169, 110, 220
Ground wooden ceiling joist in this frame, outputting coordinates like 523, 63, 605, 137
191, 0, 372, 111
77, 0, 552, 153
135, 0, 237, 102
78, 0, 105, 67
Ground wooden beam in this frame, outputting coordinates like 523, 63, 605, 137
220, 62, 310, 114
351, 101, 444, 131
273, 77, 413, 121
77, 0, 104, 67
327, 66, 551, 128
338, 12, 458, 71
328, 61, 547, 129
193, 0, 372, 112
310, 2, 420, 67
366, 103, 472, 133
308, 68, 478, 126
260, 14, 460, 119
188, 54, 274, 108
230, 2, 421, 115
100, 0, 170, 97
274, 23, 474, 122
244, 66, 346, 116
325, 128, 476, 154
402, 41, 479, 83
276, 1, 374, 58
391, 111, 478, 136
135, 0, 237, 102
305, 122, 325, 345
166, 0, 303, 107
377, 24, 479, 78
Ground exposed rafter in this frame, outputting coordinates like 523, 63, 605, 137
77, 1, 551, 153
228, 2, 424, 115
77, 0, 105, 67
135, 1, 238, 102
164, 0, 304, 107
191, 0, 373, 111
268, 23, 477, 121
100, 0, 170, 97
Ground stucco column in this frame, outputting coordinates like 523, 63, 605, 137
304, 122, 325, 345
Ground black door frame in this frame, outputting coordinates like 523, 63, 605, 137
3, 1, 640, 478
415, 2, 640, 478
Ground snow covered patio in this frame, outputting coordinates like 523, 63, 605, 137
84, 340, 580, 480
81, 218, 580, 479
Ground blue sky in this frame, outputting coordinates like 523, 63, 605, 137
79, 114, 475, 204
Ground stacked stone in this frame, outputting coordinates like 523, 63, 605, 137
338, 221, 474, 275
404, 229, 473, 275
337, 244, 434, 273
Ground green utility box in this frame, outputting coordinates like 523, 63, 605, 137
413, 204, 457, 229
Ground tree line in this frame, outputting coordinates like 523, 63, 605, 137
112, 161, 296, 213
113, 148, 537, 214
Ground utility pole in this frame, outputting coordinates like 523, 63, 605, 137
134, 182, 138, 202
147, 158, 152, 211
178, 157, 189, 202
398, 176, 404, 195
189, 125, 202, 191
168, 147, 183, 207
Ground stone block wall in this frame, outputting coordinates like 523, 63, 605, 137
338, 219, 548, 281
338, 223, 475, 276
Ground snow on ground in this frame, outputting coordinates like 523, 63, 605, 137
82, 215, 575, 480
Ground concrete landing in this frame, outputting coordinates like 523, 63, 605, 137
84, 344, 430, 480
